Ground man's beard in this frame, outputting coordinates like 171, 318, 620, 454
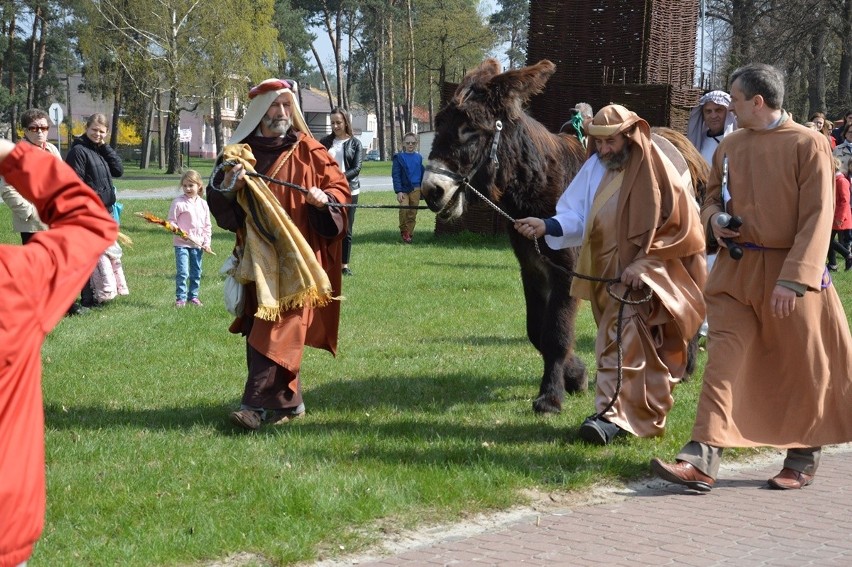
599, 144, 631, 171
261, 115, 291, 136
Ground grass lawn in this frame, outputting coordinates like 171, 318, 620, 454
117, 159, 392, 191
5, 192, 852, 566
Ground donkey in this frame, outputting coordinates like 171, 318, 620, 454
420, 58, 588, 414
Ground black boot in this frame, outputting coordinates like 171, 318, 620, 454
578, 417, 626, 445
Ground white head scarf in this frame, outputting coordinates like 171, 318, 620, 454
686, 90, 737, 149
228, 78, 312, 144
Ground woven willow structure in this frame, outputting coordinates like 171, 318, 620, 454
434, 0, 702, 236
527, 0, 702, 132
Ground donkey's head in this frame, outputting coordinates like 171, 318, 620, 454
421, 58, 556, 219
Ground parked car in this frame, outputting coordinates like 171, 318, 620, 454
364, 149, 381, 161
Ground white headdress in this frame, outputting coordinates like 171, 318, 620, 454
228, 78, 312, 145
686, 90, 737, 149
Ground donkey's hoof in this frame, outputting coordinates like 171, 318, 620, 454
533, 396, 562, 414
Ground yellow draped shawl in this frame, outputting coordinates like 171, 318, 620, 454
223, 144, 334, 321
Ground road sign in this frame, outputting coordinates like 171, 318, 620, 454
48, 102, 64, 126
179, 128, 192, 143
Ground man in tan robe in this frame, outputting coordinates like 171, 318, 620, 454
514, 105, 707, 445
208, 79, 350, 430
652, 63, 852, 491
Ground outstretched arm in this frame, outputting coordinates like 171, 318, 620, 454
0, 140, 118, 328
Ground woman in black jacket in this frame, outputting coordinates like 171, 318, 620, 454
65, 113, 123, 214
320, 108, 362, 276
65, 113, 124, 307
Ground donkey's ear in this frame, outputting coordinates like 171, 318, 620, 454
488, 60, 556, 118
470, 58, 503, 82
454, 58, 503, 106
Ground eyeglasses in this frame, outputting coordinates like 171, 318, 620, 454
27, 126, 49, 132
404, 141, 416, 145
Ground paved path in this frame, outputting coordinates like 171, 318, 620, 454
318, 445, 852, 566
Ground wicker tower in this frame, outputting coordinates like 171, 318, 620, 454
434, 0, 702, 236
527, 0, 703, 132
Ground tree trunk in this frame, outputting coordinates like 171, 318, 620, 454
166, 88, 181, 173
387, 12, 399, 152
725, 0, 759, 79
158, 90, 166, 170
405, 0, 415, 133
334, 8, 344, 108
110, 74, 122, 147
0, 10, 6, 82
312, 43, 336, 113
5, 10, 16, 142
140, 95, 153, 169
36, 15, 47, 84
26, 5, 40, 109
427, 70, 434, 130
344, 13, 355, 109
213, 92, 224, 157
840, 0, 852, 105
64, 73, 73, 153
807, 27, 828, 114
25, 7, 37, 108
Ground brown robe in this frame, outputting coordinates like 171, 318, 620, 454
693, 117, 852, 448
209, 131, 350, 405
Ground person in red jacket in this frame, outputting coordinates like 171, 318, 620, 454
0, 140, 117, 567
827, 156, 852, 271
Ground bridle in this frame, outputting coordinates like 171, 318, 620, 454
424, 120, 504, 187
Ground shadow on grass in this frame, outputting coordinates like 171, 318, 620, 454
419, 260, 515, 271
429, 330, 596, 360
41, 345, 650, 483
43, 397, 648, 481
43, 371, 592, 439
429, 334, 529, 347
44, 401, 235, 433
353, 228, 510, 250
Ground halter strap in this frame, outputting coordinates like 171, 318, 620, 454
425, 120, 503, 183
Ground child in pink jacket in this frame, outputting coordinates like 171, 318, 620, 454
167, 169, 212, 307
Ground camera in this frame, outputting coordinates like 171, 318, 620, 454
715, 213, 744, 260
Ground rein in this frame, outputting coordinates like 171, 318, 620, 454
210, 161, 428, 210
425, 120, 654, 422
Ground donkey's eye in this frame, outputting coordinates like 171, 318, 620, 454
457, 125, 479, 144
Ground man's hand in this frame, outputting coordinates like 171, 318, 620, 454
396, 192, 404, 204
711, 212, 741, 248
514, 217, 545, 240
222, 163, 246, 192
621, 262, 646, 290
770, 285, 796, 318
305, 186, 329, 208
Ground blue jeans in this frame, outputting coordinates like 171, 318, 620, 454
175, 246, 203, 301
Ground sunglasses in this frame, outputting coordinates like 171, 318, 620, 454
27, 126, 49, 132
